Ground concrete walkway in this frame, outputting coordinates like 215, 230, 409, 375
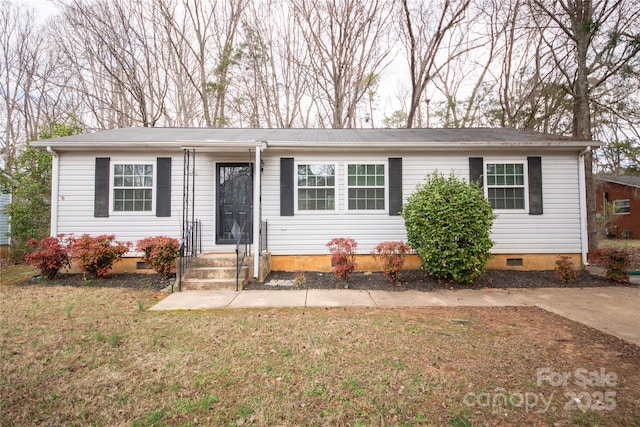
150, 286, 640, 347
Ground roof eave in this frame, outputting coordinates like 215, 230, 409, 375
32, 139, 599, 152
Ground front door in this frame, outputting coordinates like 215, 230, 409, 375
216, 163, 253, 244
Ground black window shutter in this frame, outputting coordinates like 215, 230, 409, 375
469, 157, 484, 187
94, 157, 110, 217
280, 157, 294, 216
389, 157, 402, 216
528, 156, 543, 215
156, 157, 171, 217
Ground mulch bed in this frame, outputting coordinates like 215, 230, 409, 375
16, 269, 624, 292
16, 272, 171, 291
245, 268, 632, 291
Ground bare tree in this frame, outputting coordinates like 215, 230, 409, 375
430, 0, 500, 128
155, 0, 211, 126
399, 0, 472, 128
56, 0, 170, 128
530, 0, 640, 251
291, 0, 395, 128
231, 0, 315, 128
0, 0, 74, 176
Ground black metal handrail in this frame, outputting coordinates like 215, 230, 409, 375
177, 219, 201, 292
235, 220, 249, 291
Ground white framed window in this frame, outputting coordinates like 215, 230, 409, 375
113, 163, 154, 212
486, 163, 526, 210
297, 163, 337, 211
347, 163, 385, 211
612, 199, 631, 215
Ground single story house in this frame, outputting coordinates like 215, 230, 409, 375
595, 175, 640, 239
33, 128, 595, 284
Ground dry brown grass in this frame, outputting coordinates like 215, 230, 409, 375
1, 276, 639, 426
600, 238, 640, 249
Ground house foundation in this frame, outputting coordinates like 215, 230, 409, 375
270, 253, 583, 272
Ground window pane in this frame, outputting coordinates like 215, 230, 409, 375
113, 165, 153, 212
347, 164, 385, 210
486, 163, 525, 210
297, 164, 336, 211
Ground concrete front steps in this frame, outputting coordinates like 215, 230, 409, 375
180, 252, 249, 291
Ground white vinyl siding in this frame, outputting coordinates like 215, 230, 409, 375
0, 192, 10, 245
54, 149, 584, 258
55, 153, 182, 251
263, 152, 582, 256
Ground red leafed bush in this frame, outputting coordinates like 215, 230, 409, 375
24, 236, 70, 279
554, 255, 578, 283
136, 236, 179, 279
372, 241, 411, 284
589, 247, 630, 284
326, 237, 358, 282
67, 234, 130, 278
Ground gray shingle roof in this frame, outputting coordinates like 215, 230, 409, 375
31, 127, 597, 151
33, 127, 574, 143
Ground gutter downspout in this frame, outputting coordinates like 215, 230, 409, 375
47, 147, 59, 237
578, 146, 590, 266
253, 142, 264, 279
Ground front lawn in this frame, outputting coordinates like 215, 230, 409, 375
1, 282, 639, 426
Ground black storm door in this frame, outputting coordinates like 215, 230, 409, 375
216, 163, 253, 244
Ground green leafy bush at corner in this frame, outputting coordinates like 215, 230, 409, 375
2, 147, 52, 262
372, 241, 411, 284
554, 255, 578, 283
402, 171, 494, 284
589, 247, 630, 283
67, 234, 130, 278
326, 237, 358, 282
24, 235, 70, 279
136, 236, 179, 279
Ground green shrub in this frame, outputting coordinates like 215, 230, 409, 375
67, 234, 130, 278
136, 236, 179, 279
402, 172, 494, 284
326, 237, 357, 282
372, 241, 411, 284
24, 235, 70, 279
